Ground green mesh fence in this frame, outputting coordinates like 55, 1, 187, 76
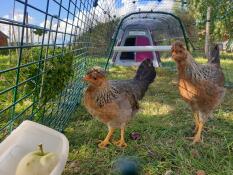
0, 0, 232, 141
0, 0, 118, 139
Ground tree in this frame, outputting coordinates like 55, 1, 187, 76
174, 8, 198, 42
33, 29, 47, 43
186, 0, 233, 42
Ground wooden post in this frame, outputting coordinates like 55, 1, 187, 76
205, 7, 211, 58
30, 28, 33, 44
17, 24, 20, 45
26, 12, 29, 45
8, 23, 12, 63
12, 0, 18, 56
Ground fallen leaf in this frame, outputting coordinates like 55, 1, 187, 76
130, 132, 141, 140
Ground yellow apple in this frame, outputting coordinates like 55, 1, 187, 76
16, 144, 58, 175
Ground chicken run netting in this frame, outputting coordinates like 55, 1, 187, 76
0, 0, 232, 139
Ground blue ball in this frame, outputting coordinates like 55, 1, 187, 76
114, 157, 140, 175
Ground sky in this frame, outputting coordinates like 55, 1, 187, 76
0, 0, 174, 43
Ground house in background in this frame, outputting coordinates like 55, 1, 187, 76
0, 31, 8, 46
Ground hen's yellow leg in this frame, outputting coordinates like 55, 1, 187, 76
193, 113, 199, 133
192, 121, 203, 144
98, 127, 115, 149
114, 127, 127, 147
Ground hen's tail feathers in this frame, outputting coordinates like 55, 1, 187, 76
134, 59, 156, 83
208, 44, 220, 65
133, 59, 156, 99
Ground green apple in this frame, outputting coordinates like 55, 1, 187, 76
16, 144, 58, 175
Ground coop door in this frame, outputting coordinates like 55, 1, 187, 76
135, 36, 153, 62
120, 37, 136, 60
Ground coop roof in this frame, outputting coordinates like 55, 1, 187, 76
116, 11, 186, 42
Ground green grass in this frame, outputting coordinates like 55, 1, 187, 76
1, 53, 233, 174
62, 62, 233, 175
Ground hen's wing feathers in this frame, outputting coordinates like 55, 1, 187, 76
110, 80, 140, 110
110, 80, 143, 100
122, 90, 139, 111
199, 64, 224, 86
186, 63, 224, 87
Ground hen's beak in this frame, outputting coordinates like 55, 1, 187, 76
171, 52, 175, 57
82, 77, 89, 86
171, 48, 176, 59
82, 76, 88, 82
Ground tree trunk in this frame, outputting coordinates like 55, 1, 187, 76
30, 28, 33, 44
26, 12, 29, 45
8, 23, 12, 63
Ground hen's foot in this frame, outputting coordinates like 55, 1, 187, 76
186, 136, 202, 144
113, 140, 127, 148
98, 140, 111, 148
192, 135, 202, 144
193, 125, 198, 134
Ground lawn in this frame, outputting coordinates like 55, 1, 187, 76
63, 61, 233, 174
1, 53, 233, 174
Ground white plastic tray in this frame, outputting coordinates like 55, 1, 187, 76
0, 120, 69, 175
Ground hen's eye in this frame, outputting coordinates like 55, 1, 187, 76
93, 77, 97, 80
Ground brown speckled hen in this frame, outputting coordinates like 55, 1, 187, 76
171, 41, 225, 144
83, 59, 156, 148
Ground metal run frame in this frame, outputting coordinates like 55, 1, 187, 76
0, 0, 115, 139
